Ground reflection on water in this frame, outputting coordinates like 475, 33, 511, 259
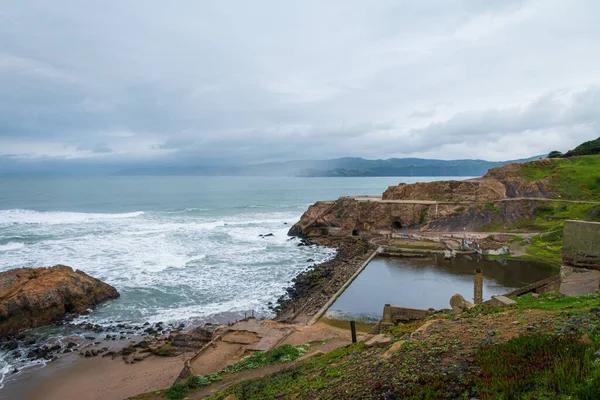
326, 255, 558, 322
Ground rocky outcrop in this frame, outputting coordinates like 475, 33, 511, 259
483, 159, 552, 198
288, 197, 551, 236
0, 265, 119, 338
382, 179, 506, 202
382, 158, 556, 202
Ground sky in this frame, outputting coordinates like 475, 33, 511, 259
1, 0, 600, 171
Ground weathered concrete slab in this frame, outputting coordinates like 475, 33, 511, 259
559, 266, 600, 297
382, 304, 433, 325
246, 328, 295, 352
563, 220, 600, 270
490, 296, 517, 307
364, 334, 392, 348
382, 340, 406, 359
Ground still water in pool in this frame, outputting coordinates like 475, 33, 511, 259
326, 255, 557, 322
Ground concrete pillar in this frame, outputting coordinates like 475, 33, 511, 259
474, 269, 483, 305
382, 304, 392, 325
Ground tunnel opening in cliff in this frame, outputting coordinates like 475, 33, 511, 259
391, 220, 403, 231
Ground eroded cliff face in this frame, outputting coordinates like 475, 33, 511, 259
382, 158, 555, 202
288, 198, 546, 236
483, 159, 552, 198
0, 265, 119, 337
382, 179, 506, 202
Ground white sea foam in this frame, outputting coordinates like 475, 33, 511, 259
0, 209, 145, 225
0, 208, 334, 326
0, 242, 24, 252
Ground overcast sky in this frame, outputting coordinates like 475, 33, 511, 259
1, 0, 600, 168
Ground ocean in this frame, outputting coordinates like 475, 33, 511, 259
0, 175, 462, 385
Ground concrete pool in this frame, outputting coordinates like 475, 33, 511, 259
325, 255, 558, 322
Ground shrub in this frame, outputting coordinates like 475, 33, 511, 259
547, 150, 563, 158
475, 334, 600, 399
533, 204, 554, 217
164, 382, 188, 399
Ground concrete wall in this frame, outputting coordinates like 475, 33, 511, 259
563, 220, 600, 270
381, 304, 433, 326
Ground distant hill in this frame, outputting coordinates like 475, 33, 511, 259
116, 156, 544, 177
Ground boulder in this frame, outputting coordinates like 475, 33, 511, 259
449, 294, 474, 314
489, 295, 517, 307
0, 265, 119, 338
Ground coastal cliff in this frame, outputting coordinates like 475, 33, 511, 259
289, 155, 600, 236
0, 265, 119, 338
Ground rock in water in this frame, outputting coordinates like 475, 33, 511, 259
0, 265, 119, 338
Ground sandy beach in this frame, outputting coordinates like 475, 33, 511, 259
1, 351, 191, 400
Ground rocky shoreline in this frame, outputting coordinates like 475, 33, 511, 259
275, 236, 373, 323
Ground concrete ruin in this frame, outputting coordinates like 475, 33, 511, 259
559, 220, 600, 296
381, 304, 434, 326
562, 220, 600, 270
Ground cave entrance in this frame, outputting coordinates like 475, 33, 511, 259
352, 229, 359, 236
391, 221, 402, 230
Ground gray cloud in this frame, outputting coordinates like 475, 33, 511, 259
1, 0, 600, 169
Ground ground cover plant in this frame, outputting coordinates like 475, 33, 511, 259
204, 292, 600, 400
475, 333, 600, 399
163, 344, 309, 399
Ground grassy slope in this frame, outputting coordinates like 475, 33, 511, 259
521, 155, 600, 200
477, 155, 600, 265
206, 293, 600, 400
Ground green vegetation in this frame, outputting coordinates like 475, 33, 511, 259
564, 137, 600, 158
479, 201, 600, 236
510, 292, 600, 311
515, 202, 600, 231
475, 334, 600, 399
385, 320, 426, 338
210, 343, 365, 400
524, 229, 563, 267
163, 344, 309, 399
419, 207, 428, 224
165, 374, 223, 399
485, 202, 502, 213
521, 155, 600, 200
548, 150, 564, 158
201, 294, 600, 399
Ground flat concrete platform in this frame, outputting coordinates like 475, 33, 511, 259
560, 266, 600, 297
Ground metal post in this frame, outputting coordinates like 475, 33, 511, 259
350, 321, 357, 343
474, 269, 483, 305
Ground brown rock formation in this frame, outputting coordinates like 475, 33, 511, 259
382, 179, 506, 202
0, 265, 119, 338
288, 197, 551, 236
382, 158, 555, 202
